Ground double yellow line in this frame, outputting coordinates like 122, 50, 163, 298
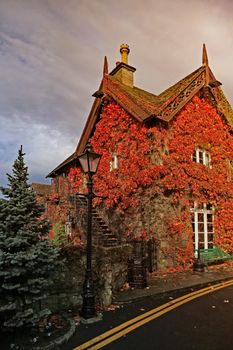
74, 278, 233, 349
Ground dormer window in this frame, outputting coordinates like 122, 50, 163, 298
110, 154, 118, 171
192, 148, 211, 167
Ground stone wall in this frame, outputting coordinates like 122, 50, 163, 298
97, 190, 192, 271
42, 244, 131, 313
95, 244, 131, 305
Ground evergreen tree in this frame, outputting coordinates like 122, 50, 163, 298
0, 146, 60, 330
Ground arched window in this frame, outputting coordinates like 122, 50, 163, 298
192, 148, 211, 167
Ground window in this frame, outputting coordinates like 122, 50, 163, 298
190, 202, 214, 255
110, 154, 118, 171
192, 149, 211, 167
227, 160, 233, 182
65, 221, 72, 239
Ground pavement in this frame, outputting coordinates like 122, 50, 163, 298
114, 265, 233, 304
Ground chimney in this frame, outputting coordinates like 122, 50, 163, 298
120, 43, 130, 64
110, 44, 136, 87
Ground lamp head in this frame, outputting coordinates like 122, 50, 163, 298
78, 141, 102, 174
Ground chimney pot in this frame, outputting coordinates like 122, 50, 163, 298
120, 43, 130, 64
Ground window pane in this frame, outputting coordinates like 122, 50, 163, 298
198, 223, 204, 232
199, 242, 205, 249
110, 154, 118, 171
207, 224, 213, 232
198, 233, 204, 241
199, 151, 204, 164
205, 152, 210, 166
198, 213, 204, 222
207, 214, 213, 222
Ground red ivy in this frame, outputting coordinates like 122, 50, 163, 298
61, 96, 233, 268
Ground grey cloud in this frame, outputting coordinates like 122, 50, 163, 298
0, 114, 76, 187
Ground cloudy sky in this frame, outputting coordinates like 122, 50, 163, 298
0, 0, 232, 187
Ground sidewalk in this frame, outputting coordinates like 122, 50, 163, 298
114, 267, 233, 304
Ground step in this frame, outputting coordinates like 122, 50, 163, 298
102, 240, 119, 247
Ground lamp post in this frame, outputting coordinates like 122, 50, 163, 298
193, 244, 205, 273
78, 141, 102, 319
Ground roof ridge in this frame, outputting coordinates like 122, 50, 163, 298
158, 66, 205, 99
106, 76, 151, 120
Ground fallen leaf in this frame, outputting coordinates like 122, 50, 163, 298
106, 304, 120, 311
122, 282, 130, 290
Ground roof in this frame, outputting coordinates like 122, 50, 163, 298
103, 66, 206, 121
31, 183, 52, 195
47, 45, 233, 177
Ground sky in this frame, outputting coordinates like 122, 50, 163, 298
0, 0, 232, 188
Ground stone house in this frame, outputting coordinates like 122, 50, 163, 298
46, 44, 233, 273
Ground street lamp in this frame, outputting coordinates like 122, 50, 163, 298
78, 141, 102, 319
193, 245, 205, 273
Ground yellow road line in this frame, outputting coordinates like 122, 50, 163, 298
88, 279, 233, 349
74, 278, 233, 350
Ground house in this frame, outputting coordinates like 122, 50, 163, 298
47, 44, 233, 272
31, 182, 51, 206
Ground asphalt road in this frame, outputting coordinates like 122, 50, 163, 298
63, 280, 233, 350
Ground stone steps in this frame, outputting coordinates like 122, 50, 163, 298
74, 195, 119, 247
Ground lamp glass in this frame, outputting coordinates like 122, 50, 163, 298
79, 150, 101, 174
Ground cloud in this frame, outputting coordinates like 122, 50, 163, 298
0, 114, 75, 187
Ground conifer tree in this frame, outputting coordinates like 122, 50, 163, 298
0, 146, 60, 330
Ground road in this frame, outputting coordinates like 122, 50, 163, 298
63, 279, 233, 350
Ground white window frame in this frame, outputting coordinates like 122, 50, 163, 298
227, 159, 233, 182
190, 202, 214, 256
65, 221, 72, 239
110, 153, 118, 172
192, 148, 211, 167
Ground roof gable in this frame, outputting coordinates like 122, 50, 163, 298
104, 66, 206, 122
47, 45, 233, 177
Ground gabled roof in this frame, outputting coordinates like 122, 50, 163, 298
47, 45, 233, 177
103, 65, 206, 122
